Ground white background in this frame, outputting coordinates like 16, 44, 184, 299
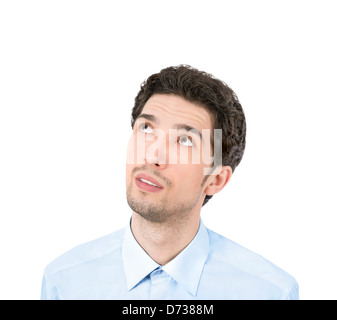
0, 1, 336, 300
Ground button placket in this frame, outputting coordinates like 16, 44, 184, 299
149, 268, 171, 299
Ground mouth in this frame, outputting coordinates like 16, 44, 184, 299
135, 173, 164, 192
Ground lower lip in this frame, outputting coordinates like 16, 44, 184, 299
135, 178, 163, 192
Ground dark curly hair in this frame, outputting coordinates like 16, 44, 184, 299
131, 65, 246, 206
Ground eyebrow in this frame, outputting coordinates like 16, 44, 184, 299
137, 113, 158, 123
137, 113, 202, 139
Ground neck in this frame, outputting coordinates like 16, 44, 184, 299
130, 211, 201, 266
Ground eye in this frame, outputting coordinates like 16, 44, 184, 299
179, 135, 193, 147
139, 122, 153, 134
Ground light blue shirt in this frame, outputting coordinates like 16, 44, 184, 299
41, 218, 299, 299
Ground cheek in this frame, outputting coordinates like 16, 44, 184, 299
126, 136, 136, 184
126, 135, 134, 163
173, 165, 205, 191
127, 132, 153, 166
125, 164, 133, 187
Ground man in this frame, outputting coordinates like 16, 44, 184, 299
41, 65, 299, 299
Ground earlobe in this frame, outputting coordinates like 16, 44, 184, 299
204, 166, 232, 196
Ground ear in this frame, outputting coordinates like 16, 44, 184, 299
204, 166, 232, 196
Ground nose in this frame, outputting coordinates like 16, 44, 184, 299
145, 130, 168, 169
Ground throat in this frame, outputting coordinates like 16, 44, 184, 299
130, 212, 199, 265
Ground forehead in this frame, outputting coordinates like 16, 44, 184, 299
141, 94, 213, 130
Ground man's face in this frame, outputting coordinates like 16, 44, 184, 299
126, 94, 215, 224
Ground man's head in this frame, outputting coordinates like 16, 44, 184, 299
125, 65, 246, 223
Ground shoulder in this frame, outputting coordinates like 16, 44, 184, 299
43, 227, 126, 279
206, 228, 299, 299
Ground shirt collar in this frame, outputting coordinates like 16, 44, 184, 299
122, 219, 160, 291
122, 218, 210, 296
